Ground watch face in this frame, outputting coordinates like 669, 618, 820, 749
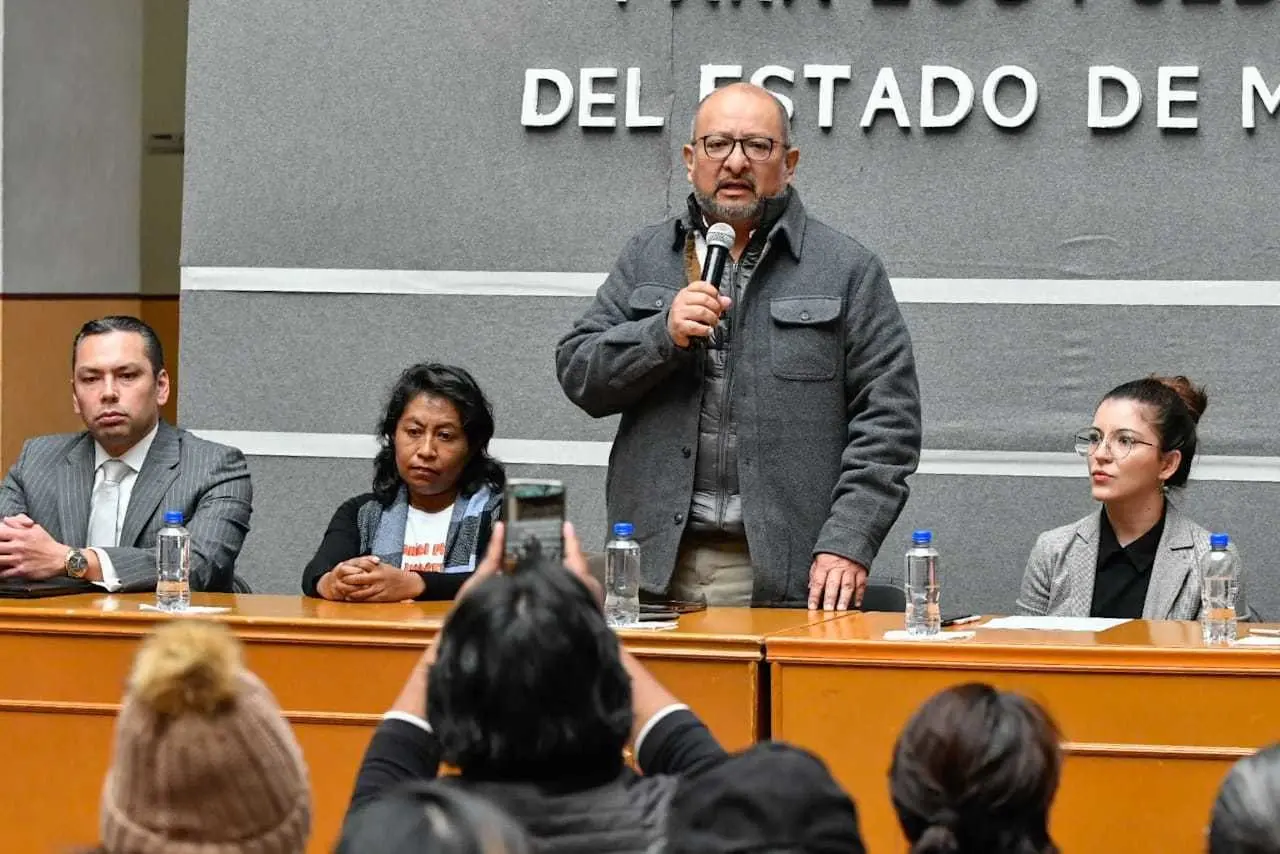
66, 549, 89, 578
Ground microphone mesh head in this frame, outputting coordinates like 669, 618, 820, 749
706, 222, 736, 251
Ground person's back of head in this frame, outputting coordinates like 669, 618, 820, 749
337, 781, 533, 854
100, 620, 310, 854
890, 683, 1061, 854
666, 742, 866, 854
428, 557, 632, 782
1210, 744, 1280, 854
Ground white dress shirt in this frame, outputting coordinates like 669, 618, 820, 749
88, 423, 159, 592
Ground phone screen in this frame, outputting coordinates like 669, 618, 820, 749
503, 479, 566, 571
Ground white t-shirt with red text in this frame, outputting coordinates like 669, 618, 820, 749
402, 504, 453, 574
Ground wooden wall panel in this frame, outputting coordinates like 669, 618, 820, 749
0, 296, 178, 471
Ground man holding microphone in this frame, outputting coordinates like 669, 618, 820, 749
556, 83, 921, 610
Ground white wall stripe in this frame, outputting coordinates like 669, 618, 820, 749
189, 430, 1280, 483
181, 266, 1280, 306
182, 267, 607, 297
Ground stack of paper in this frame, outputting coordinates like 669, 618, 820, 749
980, 616, 1130, 632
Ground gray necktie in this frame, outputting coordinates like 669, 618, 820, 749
86, 459, 131, 548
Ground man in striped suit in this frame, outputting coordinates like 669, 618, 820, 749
0, 316, 253, 592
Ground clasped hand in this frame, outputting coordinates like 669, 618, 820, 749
319, 556, 425, 603
0, 514, 67, 579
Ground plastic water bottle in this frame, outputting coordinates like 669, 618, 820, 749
155, 510, 191, 612
604, 522, 641, 628
1200, 533, 1239, 645
904, 529, 941, 637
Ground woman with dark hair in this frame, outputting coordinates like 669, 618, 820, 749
890, 683, 1061, 854
1017, 375, 1247, 620
302, 363, 504, 602
338, 781, 532, 854
1209, 743, 1280, 854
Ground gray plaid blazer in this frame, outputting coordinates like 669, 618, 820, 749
0, 421, 252, 592
1016, 503, 1247, 621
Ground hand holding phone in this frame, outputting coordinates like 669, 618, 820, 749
502, 479, 566, 572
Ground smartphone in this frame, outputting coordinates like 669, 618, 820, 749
502, 478, 566, 571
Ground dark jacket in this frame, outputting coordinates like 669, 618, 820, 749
301, 489, 501, 600
345, 710, 726, 853
556, 190, 922, 604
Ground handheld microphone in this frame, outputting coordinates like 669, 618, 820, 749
702, 222, 736, 289
697, 222, 736, 348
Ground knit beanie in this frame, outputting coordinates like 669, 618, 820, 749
666, 742, 866, 854
100, 621, 311, 854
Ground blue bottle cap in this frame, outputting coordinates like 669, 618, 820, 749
1209, 533, 1229, 549
163, 510, 185, 525
613, 522, 635, 538
911, 529, 932, 545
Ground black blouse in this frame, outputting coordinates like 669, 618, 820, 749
1091, 507, 1166, 619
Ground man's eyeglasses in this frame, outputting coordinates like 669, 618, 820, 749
694, 134, 782, 162
1073, 428, 1156, 461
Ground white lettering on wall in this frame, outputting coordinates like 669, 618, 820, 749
579, 67, 618, 128
920, 66, 975, 129
625, 67, 665, 127
521, 69, 574, 127
1088, 66, 1142, 129
804, 64, 853, 129
748, 65, 797, 117
860, 67, 911, 128
699, 65, 743, 100
1157, 65, 1199, 129
1242, 67, 1280, 129
982, 65, 1038, 128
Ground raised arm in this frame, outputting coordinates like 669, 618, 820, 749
556, 233, 695, 418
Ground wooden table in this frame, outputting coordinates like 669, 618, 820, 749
767, 612, 1280, 854
0, 594, 835, 853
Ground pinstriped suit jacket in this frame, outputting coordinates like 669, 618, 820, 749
0, 420, 252, 592
1016, 503, 1247, 621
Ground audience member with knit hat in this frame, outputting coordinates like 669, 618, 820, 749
95, 620, 311, 854
890, 682, 1062, 854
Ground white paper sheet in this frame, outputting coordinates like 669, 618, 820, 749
882, 630, 976, 642
1232, 635, 1280, 647
139, 604, 231, 615
616, 620, 679, 632
980, 616, 1130, 632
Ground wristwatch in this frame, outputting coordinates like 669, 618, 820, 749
65, 548, 89, 579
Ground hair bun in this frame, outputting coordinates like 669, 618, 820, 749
911, 824, 960, 854
1153, 375, 1208, 424
130, 621, 242, 716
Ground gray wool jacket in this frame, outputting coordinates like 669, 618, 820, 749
556, 190, 922, 605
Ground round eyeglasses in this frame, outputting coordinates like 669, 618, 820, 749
1073, 428, 1156, 461
695, 134, 782, 162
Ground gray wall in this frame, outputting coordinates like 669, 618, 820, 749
2, 0, 141, 293
181, 0, 1280, 616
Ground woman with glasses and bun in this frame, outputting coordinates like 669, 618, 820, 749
1017, 375, 1247, 620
